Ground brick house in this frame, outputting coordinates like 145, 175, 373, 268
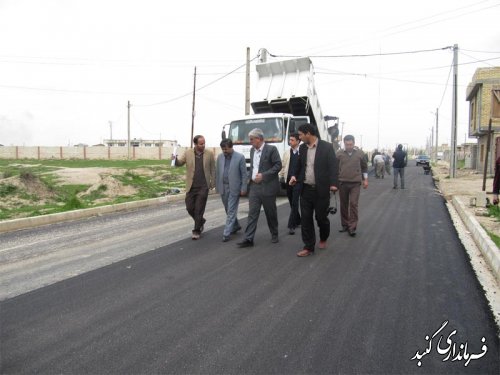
466, 67, 500, 173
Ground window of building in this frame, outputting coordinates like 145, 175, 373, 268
492, 89, 500, 118
470, 99, 476, 130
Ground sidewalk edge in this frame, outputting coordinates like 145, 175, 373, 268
0, 194, 186, 234
452, 196, 500, 284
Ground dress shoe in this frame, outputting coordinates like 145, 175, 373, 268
231, 225, 242, 234
297, 249, 314, 257
339, 227, 348, 232
237, 239, 254, 248
271, 236, 279, 243
288, 228, 295, 235
318, 241, 327, 249
222, 236, 230, 242
191, 232, 200, 240
348, 230, 356, 237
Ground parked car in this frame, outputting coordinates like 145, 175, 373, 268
415, 155, 430, 166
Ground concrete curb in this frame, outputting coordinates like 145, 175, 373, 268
0, 194, 187, 234
452, 196, 500, 283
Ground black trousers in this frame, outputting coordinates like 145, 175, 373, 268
185, 186, 209, 233
286, 182, 302, 229
300, 184, 330, 251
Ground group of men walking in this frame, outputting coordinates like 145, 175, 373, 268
174, 124, 403, 257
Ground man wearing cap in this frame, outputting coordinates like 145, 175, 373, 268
237, 128, 282, 248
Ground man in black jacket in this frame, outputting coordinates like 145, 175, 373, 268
392, 144, 408, 189
289, 124, 338, 257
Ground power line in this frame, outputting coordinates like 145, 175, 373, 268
297, 0, 497, 57
459, 51, 498, 67
438, 57, 454, 110
269, 46, 452, 59
134, 56, 259, 107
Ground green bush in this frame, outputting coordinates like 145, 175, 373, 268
0, 184, 18, 197
62, 196, 84, 210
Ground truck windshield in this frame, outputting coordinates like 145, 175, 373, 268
228, 118, 283, 145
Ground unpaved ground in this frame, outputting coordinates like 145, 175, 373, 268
433, 161, 500, 238
53, 167, 138, 199
0, 166, 185, 219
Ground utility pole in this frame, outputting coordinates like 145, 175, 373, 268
109, 121, 113, 141
435, 108, 439, 162
191, 66, 197, 148
450, 44, 458, 178
430, 126, 434, 157
127, 101, 131, 160
245, 47, 251, 115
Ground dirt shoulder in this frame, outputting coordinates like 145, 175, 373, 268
433, 161, 500, 238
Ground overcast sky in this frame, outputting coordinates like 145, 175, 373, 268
0, 0, 499, 151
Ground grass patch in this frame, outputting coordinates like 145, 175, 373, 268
487, 204, 500, 221
0, 184, 18, 197
487, 231, 500, 248
114, 171, 168, 199
0, 159, 187, 220
0, 159, 170, 169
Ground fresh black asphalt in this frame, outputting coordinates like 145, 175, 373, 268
1, 166, 499, 374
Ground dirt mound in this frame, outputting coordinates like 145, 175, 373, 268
54, 167, 125, 185
4, 173, 54, 200
79, 174, 137, 203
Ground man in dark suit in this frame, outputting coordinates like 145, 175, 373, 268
289, 123, 338, 257
237, 128, 282, 248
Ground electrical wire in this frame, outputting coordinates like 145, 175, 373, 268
268, 46, 453, 59
459, 51, 498, 67
134, 56, 259, 107
437, 57, 454, 110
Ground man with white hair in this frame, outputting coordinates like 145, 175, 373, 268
237, 128, 282, 248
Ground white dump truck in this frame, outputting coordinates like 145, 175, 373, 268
222, 54, 337, 167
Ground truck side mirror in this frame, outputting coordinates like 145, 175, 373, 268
221, 130, 227, 139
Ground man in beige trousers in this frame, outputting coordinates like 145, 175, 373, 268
336, 135, 368, 237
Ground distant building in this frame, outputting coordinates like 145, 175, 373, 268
466, 66, 500, 173
104, 138, 178, 148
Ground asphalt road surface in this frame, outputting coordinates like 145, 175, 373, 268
1, 166, 499, 374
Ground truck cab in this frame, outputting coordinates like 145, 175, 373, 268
222, 113, 309, 166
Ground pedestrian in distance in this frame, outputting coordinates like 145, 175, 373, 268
373, 153, 385, 179
392, 144, 408, 189
336, 135, 368, 237
383, 153, 392, 175
216, 138, 247, 242
172, 135, 215, 240
289, 123, 338, 257
237, 128, 282, 248
279, 133, 302, 235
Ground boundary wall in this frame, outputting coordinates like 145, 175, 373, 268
0, 146, 221, 160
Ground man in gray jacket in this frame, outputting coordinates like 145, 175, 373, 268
216, 139, 248, 242
237, 128, 282, 248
